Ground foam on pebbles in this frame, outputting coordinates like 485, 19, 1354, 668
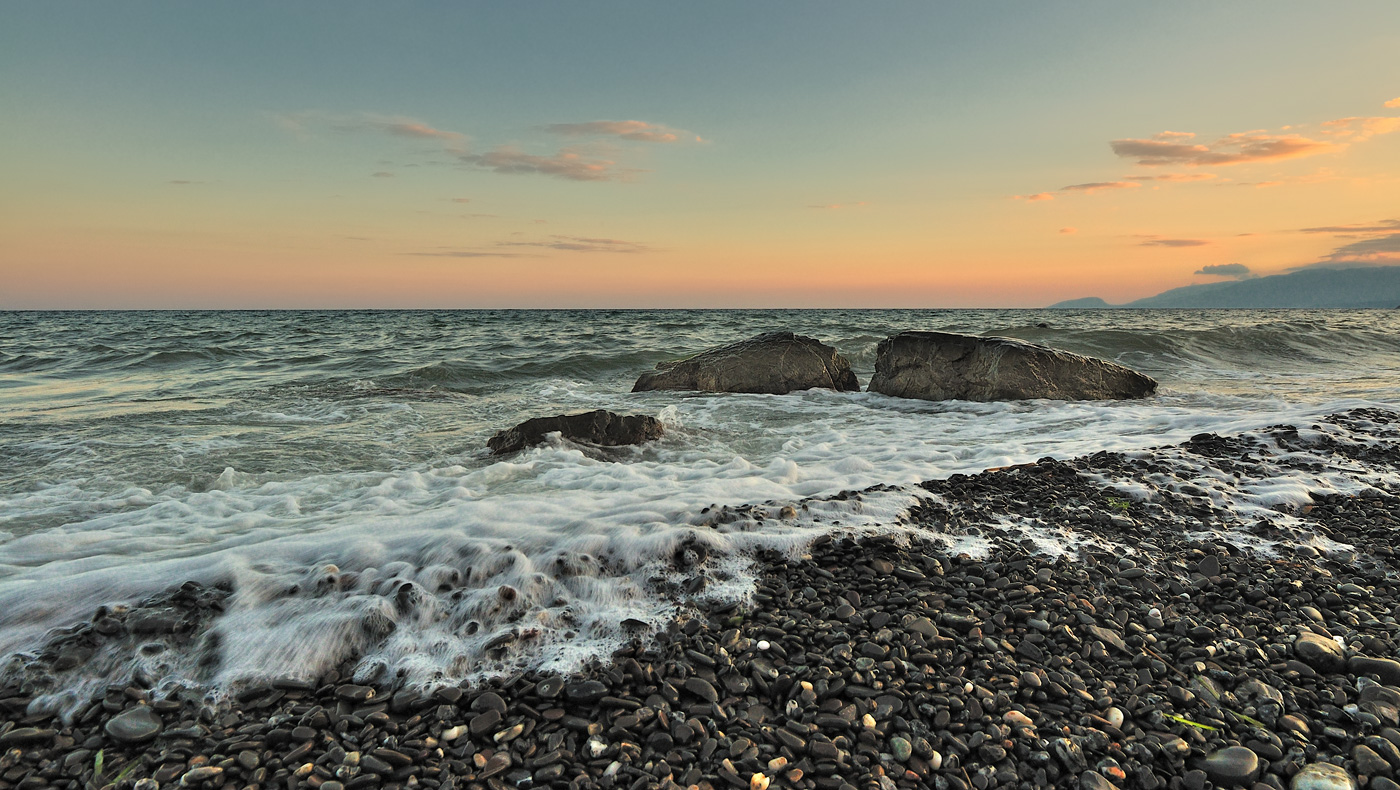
1, 407, 1400, 790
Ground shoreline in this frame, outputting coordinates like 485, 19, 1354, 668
4, 409, 1400, 790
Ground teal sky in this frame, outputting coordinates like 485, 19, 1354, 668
3, 3, 1399, 307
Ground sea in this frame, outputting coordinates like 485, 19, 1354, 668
3, 309, 1399, 712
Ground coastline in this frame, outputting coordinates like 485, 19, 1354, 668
4, 409, 1400, 790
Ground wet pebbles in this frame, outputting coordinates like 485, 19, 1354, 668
4, 408, 1400, 790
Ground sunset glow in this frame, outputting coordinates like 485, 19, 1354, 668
3, 2, 1398, 307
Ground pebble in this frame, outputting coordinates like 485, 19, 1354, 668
564, 679, 608, 704
1354, 744, 1393, 777
0, 728, 55, 746
104, 705, 162, 744
684, 677, 719, 702
3, 411, 1400, 790
1080, 771, 1121, 790
180, 766, 223, 784
1200, 745, 1261, 785
1291, 763, 1355, 790
1350, 657, 1400, 685
1295, 631, 1347, 673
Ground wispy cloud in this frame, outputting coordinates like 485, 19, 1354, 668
1125, 173, 1217, 183
1195, 263, 1251, 278
1059, 227, 1078, 234
277, 110, 697, 183
405, 249, 537, 259
275, 111, 467, 148
449, 197, 473, 204
1318, 233, 1400, 264
371, 171, 394, 178
1138, 236, 1210, 247
1321, 116, 1400, 142
1300, 219, 1400, 235
1060, 181, 1141, 194
459, 145, 639, 182
1019, 100, 1398, 202
1111, 132, 1337, 167
498, 234, 649, 253
1293, 218, 1400, 267
543, 120, 702, 143
362, 116, 465, 143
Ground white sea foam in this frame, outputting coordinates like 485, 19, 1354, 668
4, 308, 1400, 710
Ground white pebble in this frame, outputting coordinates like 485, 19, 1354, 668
757, 640, 770, 651
1003, 710, 1035, 728
440, 725, 466, 741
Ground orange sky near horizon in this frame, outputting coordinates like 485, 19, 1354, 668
2, 4, 1398, 308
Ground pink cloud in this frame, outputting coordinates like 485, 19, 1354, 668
1321, 116, 1400, 142
1111, 133, 1337, 166
1015, 192, 1056, 202
1059, 227, 1077, 234
461, 146, 640, 182
369, 118, 465, 142
1386, 97, 1400, 109
544, 120, 702, 143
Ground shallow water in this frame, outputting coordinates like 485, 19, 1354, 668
3, 308, 1399, 705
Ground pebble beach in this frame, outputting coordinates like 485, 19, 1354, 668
5, 406, 1400, 790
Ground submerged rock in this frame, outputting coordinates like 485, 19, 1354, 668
631, 331, 859, 394
104, 705, 162, 744
487, 409, 663, 455
867, 330, 1157, 401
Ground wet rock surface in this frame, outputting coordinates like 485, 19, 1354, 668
4, 407, 1400, 790
868, 331, 1158, 402
632, 331, 860, 395
487, 409, 665, 456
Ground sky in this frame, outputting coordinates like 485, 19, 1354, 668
2, 2, 1399, 308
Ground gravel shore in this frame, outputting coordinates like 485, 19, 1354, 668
4, 408, 1400, 790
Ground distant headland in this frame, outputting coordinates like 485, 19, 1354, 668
1050, 265, 1400, 308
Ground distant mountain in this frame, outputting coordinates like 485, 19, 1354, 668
1049, 266, 1400, 309
1046, 296, 1111, 308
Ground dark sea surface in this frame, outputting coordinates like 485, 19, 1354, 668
3, 309, 1400, 708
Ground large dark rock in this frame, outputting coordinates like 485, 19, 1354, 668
487, 410, 663, 455
867, 331, 1157, 402
632, 332, 859, 395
